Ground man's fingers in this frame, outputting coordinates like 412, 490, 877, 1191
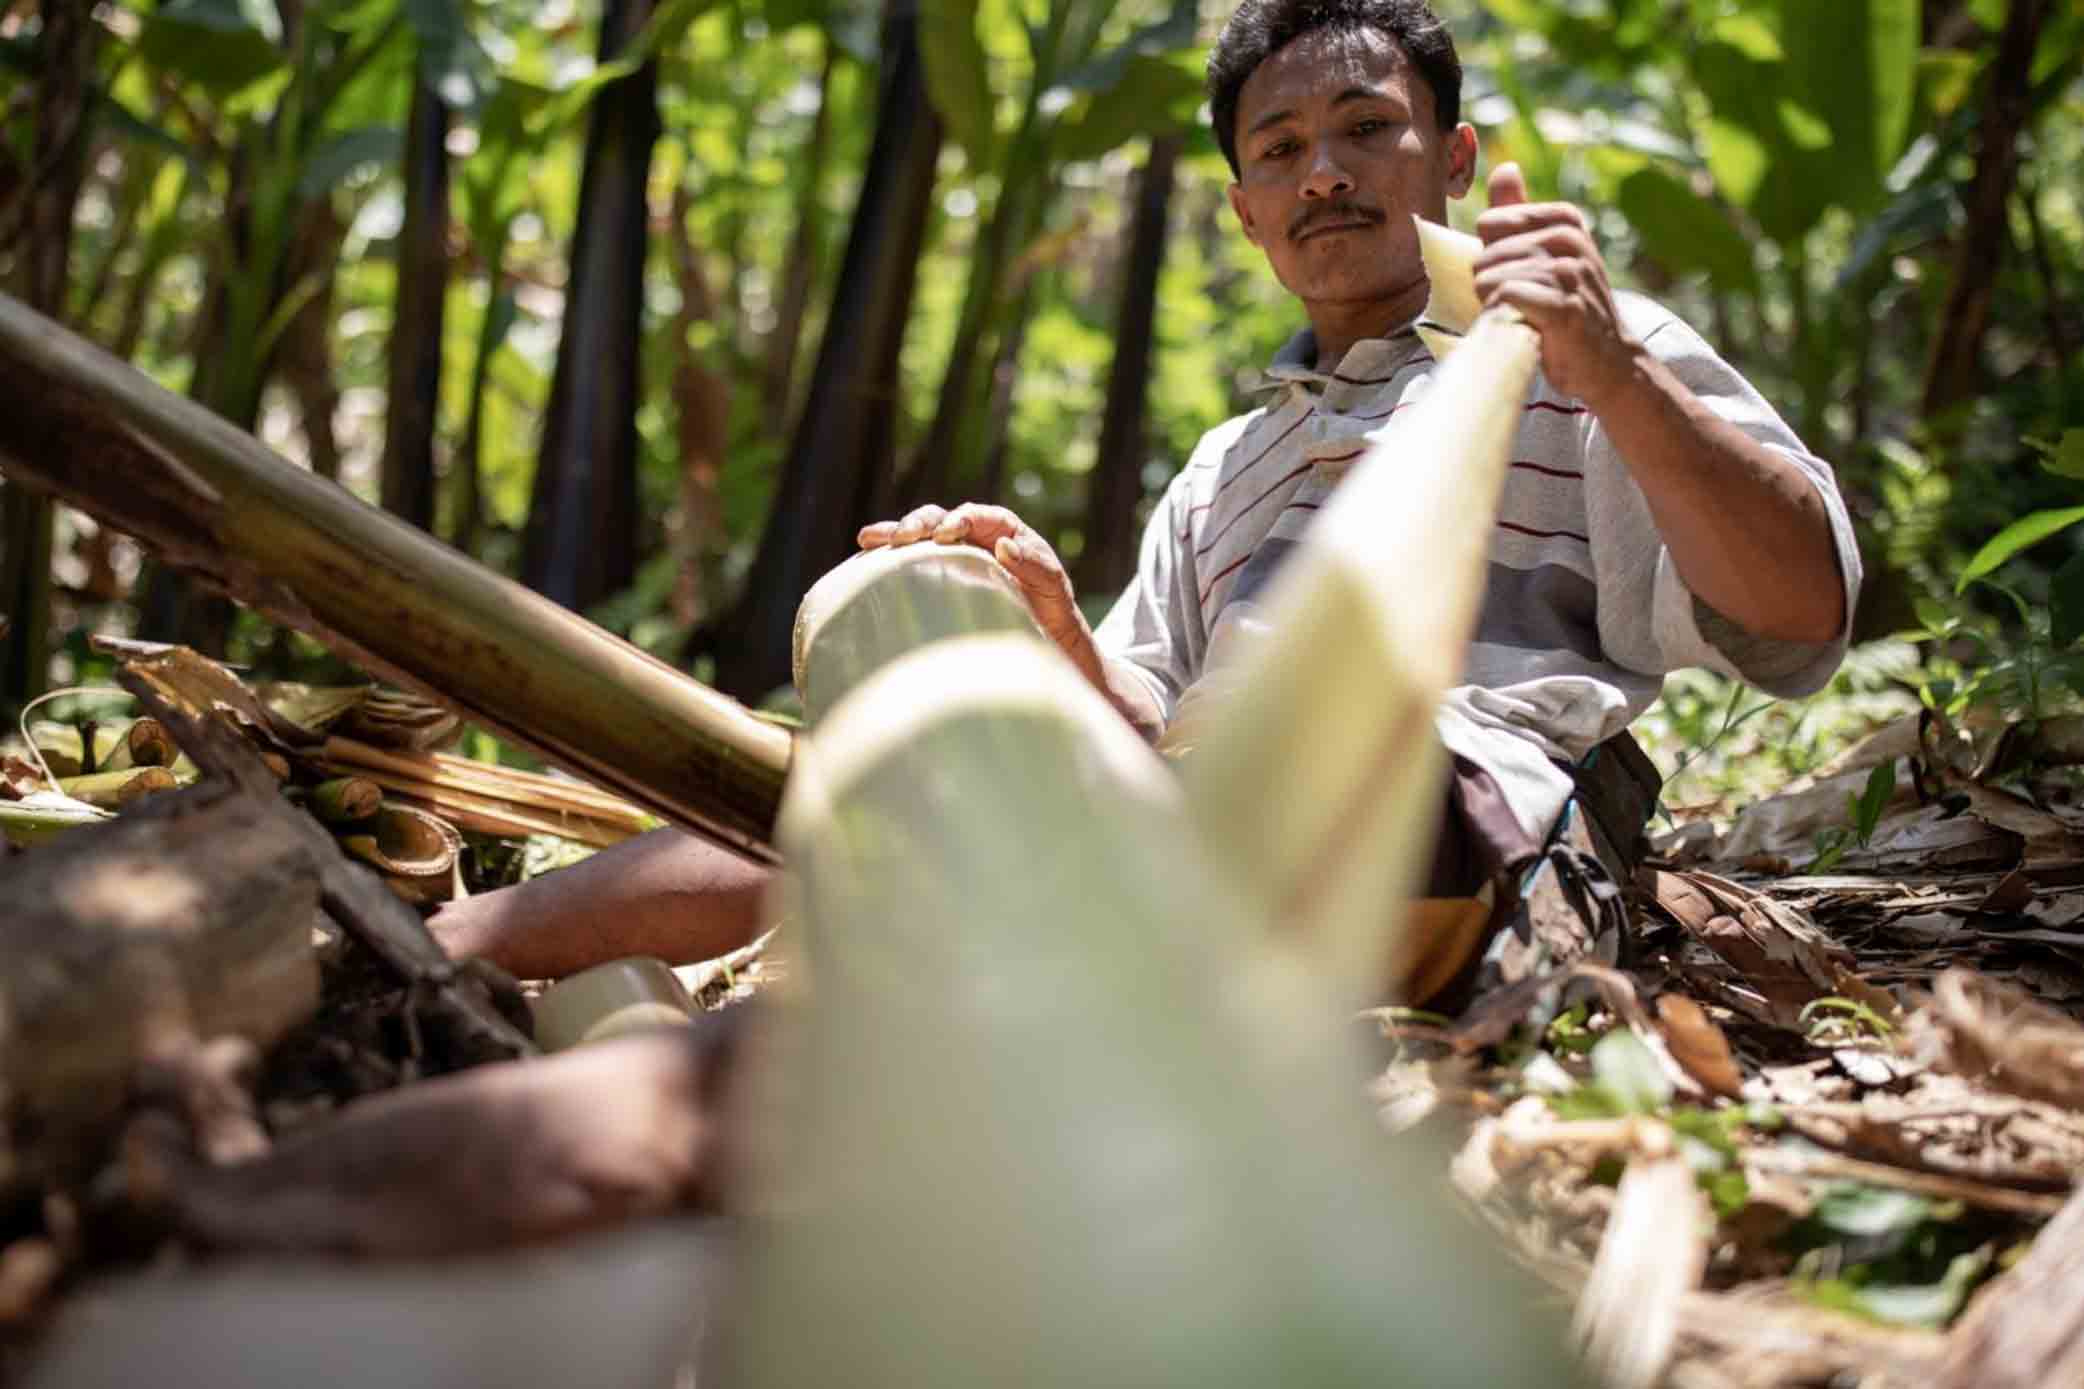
1474, 224, 1595, 271
1487, 161, 1528, 211
1475, 201, 1592, 246
993, 535, 1080, 624
857, 506, 950, 550
933, 502, 1026, 550
1484, 279, 1574, 327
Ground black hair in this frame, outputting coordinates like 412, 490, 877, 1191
1207, 0, 1462, 176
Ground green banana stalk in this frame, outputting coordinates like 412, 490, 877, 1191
1171, 220, 1543, 1005
724, 631, 1582, 1386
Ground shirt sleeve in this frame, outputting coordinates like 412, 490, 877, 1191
1584, 296, 1863, 698
1091, 442, 1220, 729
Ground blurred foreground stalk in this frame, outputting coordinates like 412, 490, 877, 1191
720, 543, 1584, 1384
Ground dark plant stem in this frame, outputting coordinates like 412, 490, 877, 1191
380, 77, 452, 531
1076, 133, 1180, 595
710, 0, 942, 699
1920, 0, 2052, 419
521, 0, 661, 612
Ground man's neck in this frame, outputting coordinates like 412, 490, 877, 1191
1304, 279, 1431, 372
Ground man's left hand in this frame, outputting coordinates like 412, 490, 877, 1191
1472, 162, 1637, 406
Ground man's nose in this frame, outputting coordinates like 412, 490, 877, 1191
1300, 145, 1355, 199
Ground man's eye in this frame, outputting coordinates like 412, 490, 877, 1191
1259, 139, 1297, 159
1351, 118, 1388, 137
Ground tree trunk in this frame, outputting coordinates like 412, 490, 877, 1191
0, 292, 793, 860
521, 0, 661, 612
709, 0, 942, 700
890, 140, 1042, 511
667, 181, 729, 628
760, 37, 836, 440
974, 280, 1035, 505
280, 202, 350, 483
1920, 0, 2052, 419
1, 0, 96, 712
380, 77, 452, 531
1075, 134, 1180, 596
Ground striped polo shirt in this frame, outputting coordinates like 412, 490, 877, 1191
1094, 292, 1863, 839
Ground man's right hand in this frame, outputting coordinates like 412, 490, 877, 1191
856, 503, 1162, 740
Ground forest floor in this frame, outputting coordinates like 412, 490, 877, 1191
1388, 678, 2084, 1388
4, 643, 2083, 1387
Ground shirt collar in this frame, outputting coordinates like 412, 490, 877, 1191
1256, 321, 1428, 392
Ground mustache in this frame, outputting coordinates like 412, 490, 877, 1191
1289, 200, 1385, 241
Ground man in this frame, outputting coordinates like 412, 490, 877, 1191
436, 0, 1859, 1003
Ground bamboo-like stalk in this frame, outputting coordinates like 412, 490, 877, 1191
0, 293, 789, 861
56, 766, 177, 807
1172, 223, 1543, 1004
376, 790, 632, 850
724, 632, 1580, 1385
317, 736, 652, 824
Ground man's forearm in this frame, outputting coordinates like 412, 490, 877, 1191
1586, 346, 1846, 645
430, 829, 773, 980
1098, 655, 1168, 743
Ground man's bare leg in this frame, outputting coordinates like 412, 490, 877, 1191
429, 829, 773, 980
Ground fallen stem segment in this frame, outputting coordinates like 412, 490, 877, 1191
0, 292, 790, 861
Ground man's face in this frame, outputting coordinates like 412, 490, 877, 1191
1226, 26, 1476, 313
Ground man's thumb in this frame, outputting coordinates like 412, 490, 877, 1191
1488, 161, 1528, 210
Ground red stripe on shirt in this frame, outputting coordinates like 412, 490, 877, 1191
1177, 409, 1313, 539
1496, 520, 1591, 544
1197, 551, 1253, 605
1195, 461, 1315, 559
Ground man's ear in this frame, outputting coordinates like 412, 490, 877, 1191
1445, 124, 1478, 199
1227, 181, 1263, 246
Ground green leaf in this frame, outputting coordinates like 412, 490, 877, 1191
917, 0, 997, 169
404, 0, 493, 111
1705, 12, 1782, 61
536, 0, 722, 130
2031, 429, 2084, 481
1910, 595, 1955, 635
1048, 55, 1201, 162
1852, 1251, 1989, 1328
1589, 1029, 1671, 1115
296, 124, 402, 196
1956, 505, 2084, 591
2052, 550, 2084, 648
137, 0, 287, 95
1776, 0, 1919, 198
1852, 759, 1896, 842
1810, 1182, 1931, 1239
1615, 165, 1758, 293
1055, 7, 1199, 93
